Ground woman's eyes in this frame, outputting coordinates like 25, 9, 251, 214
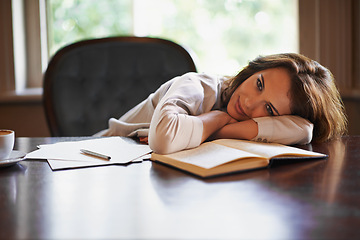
266, 104, 274, 116
257, 76, 274, 116
256, 78, 263, 91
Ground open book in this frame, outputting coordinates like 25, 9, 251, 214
150, 139, 327, 178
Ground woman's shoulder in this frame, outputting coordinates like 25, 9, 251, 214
155, 72, 229, 100
174, 72, 229, 87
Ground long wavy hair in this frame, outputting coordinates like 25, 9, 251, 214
222, 53, 347, 142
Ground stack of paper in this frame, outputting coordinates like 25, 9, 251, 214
26, 137, 152, 170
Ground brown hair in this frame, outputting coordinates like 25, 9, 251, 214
223, 53, 347, 142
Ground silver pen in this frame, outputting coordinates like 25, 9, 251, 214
80, 149, 111, 161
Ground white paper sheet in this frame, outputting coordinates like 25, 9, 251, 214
26, 137, 152, 170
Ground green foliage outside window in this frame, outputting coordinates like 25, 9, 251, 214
47, 0, 298, 75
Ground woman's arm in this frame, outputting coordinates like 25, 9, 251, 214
211, 115, 313, 145
252, 115, 313, 145
210, 119, 258, 141
196, 110, 238, 142
150, 109, 238, 154
148, 73, 222, 154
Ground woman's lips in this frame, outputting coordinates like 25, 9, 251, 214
235, 98, 249, 118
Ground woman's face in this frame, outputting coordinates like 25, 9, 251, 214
227, 67, 292, 121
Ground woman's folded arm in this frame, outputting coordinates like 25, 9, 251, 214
211, 115, 313, 145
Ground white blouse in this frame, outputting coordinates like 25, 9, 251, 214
95, 72, 313, 154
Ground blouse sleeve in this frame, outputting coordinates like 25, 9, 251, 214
148, 73, 218, 154
252, 115, 314, 145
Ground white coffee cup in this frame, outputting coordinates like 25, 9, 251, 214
0, 130, 15, 159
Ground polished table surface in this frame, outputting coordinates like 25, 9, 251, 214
1, 136, 360, 239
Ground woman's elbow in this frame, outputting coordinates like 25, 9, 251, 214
148, 112, 202, 154
148, 133, 177, 154
296, 118, 314, 145
148, 121, 179, 154
287, 122, 313, 145
298, 125, 313, 145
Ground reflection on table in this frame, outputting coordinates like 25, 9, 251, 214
0, 136, 358, 239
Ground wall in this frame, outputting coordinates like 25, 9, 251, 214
0, 99, 50, 137
299, 0, 360, 136
344, 99, 360, 135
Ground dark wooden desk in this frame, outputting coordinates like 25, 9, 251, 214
1, 136, 359, 239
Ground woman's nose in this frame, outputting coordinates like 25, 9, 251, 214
244, 97, 263, 117
244, 97, 258, 110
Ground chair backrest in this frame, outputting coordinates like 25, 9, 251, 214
43, 36, 197, 136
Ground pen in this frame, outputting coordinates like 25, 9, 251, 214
80, 149, 111, 161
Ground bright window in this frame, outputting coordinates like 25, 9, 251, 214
47, 0, 298, 75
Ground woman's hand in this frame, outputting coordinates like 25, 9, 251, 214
196, 111, 237, 142
197, 110, 259, 143
210, 119, 258, 141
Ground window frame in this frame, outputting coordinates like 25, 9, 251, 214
0, 0, 45, 102
1, 0, 359, 102
0, 0, 16, 94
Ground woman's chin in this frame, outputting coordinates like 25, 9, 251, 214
227, 111, 243, 122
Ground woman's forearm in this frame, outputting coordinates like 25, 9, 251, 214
211, 119, 258, 140
196, 111, 236, 142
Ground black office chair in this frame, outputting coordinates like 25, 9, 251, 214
43, 36, 197, 136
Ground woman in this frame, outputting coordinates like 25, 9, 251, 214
95, 53, 347, 154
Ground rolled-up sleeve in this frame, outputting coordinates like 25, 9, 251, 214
252, 115, 314, 145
